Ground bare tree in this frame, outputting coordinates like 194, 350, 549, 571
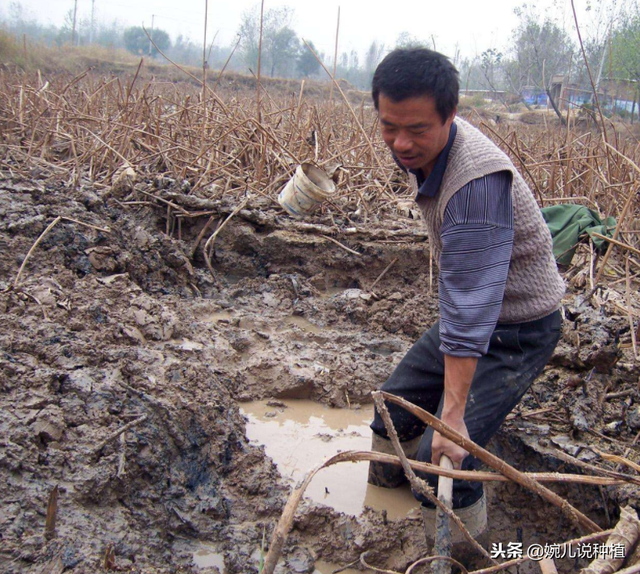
505, 4, 575, 122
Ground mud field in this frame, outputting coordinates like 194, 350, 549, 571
1, 158, 639, 574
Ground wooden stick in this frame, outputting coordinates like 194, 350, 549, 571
191, 214, 218, 259
372, 394, 495, 563
202, 198, 249, 281
549, 448, 640, 487
262, 450, 357, 574
329, 7, 340, 105
434, 454, 454, 574
360, 551, 401, 574
627, 256, 639, 359
93, 415, 147, 455
256, 0, 265, 124
594, 179, 639, 285
320, 234, 361, 256
591, 232, 640, 258
369, 257, 398, 292
374, 452, 624, 485
61, 217, 111, 233
263, 445, 550, 574
377, 391, 602, 533
14, 216, 62, 288
45, 485, 59, 541
117, 432, 127, 477
213, 34, 242, 92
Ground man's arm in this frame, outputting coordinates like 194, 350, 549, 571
431, 355, 477, 468
432, 172, 514, 468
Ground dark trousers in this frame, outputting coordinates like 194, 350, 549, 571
371, 310, 562, 509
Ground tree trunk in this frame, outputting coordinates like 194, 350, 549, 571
546, 88, 567, 125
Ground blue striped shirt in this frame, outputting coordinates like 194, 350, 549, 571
439, 172, 514, 357
397, 122, 514, 357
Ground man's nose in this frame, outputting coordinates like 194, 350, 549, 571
394, 132, 412, 153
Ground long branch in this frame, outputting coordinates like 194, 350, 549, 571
377, 391, 602, 533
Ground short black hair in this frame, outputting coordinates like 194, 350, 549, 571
372, 48, 459, 124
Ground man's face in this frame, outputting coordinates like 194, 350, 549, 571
378, 93, 456, 176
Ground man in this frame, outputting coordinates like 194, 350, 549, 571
368, 48, 565, 539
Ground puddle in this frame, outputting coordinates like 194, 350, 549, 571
192, 545, 225, 571
240, 400, 420, 519
314, 561, 360, 574
202, 311, 324, 337
280, 315, 323, 335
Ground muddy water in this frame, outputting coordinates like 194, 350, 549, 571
204, 309, 322, 335
280, 315, 323, 334
314, 561, 360, 574
192, 544, 226, 570
240, 400, 420, 519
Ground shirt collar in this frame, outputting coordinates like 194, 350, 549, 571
411, 121, 457, 199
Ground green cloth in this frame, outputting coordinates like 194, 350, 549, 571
541, 204, 616, 266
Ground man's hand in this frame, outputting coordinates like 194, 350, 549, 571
431, 417, 470, 469
431, 354, 478, 469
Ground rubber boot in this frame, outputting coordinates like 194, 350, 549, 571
367, 433, 422, 488
421, 492, 488, 544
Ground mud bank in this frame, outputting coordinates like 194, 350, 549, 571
1, 170, 638, 573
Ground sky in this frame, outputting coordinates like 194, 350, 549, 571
5, 0, 605, 61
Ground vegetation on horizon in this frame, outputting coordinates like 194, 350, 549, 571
1, 0, 639, 115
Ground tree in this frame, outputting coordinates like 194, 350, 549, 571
395, 31, 425, 49
364, 40, 386, 86
458, 57, 487, 93
297, 41, 320, 77
269, 26, 300, 77
124, 26, 170, 56
480, 48, 510, 109
611, 10, 640, 120
505, 5, 575, 122
237, 6, 300, 78
611, 12, 640, 84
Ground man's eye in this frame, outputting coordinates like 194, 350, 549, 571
410, 129, 427, 135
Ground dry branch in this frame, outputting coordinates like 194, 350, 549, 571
14, 216, 62, 288
93, 415, 148, 456
372, 393, 495, 563
45, 485, 59, 541
377, 391, 602, 533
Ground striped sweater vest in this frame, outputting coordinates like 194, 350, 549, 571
410, 117, 565, 324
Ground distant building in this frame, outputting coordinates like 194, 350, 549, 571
521, 86, 548, 107
600, 77, 638, 115
546, 74, 638, 116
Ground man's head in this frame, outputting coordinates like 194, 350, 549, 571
372, 48, 459, 122
372, 48, 459, 175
